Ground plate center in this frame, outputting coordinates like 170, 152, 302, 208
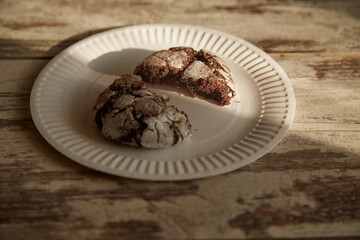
65, 54, 261, 162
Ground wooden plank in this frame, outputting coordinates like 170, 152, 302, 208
0, 0, 359, 58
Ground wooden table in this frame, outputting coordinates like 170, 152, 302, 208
1, 1, 359, 239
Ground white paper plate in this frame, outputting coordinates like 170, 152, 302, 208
30, 24, 295, 181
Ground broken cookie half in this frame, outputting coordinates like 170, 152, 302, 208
134, 47, 236, 106
94, 74, 192, 148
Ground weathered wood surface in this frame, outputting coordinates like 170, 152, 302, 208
0, 0, 359, 239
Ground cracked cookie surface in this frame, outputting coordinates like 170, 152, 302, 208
134, 47, 236, 106
94, 74, 192, 148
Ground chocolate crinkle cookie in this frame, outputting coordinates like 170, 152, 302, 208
134, 47, 236, 106
94, 74, 192, 148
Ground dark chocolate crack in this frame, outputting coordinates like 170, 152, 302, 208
94, 74, 192, 148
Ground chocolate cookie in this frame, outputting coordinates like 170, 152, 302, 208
134, 47, 236, 106
94, 74, 192, 148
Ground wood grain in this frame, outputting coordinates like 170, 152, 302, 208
0, 0, 359, 239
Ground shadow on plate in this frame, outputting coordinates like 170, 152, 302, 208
88, 49, 154, 76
